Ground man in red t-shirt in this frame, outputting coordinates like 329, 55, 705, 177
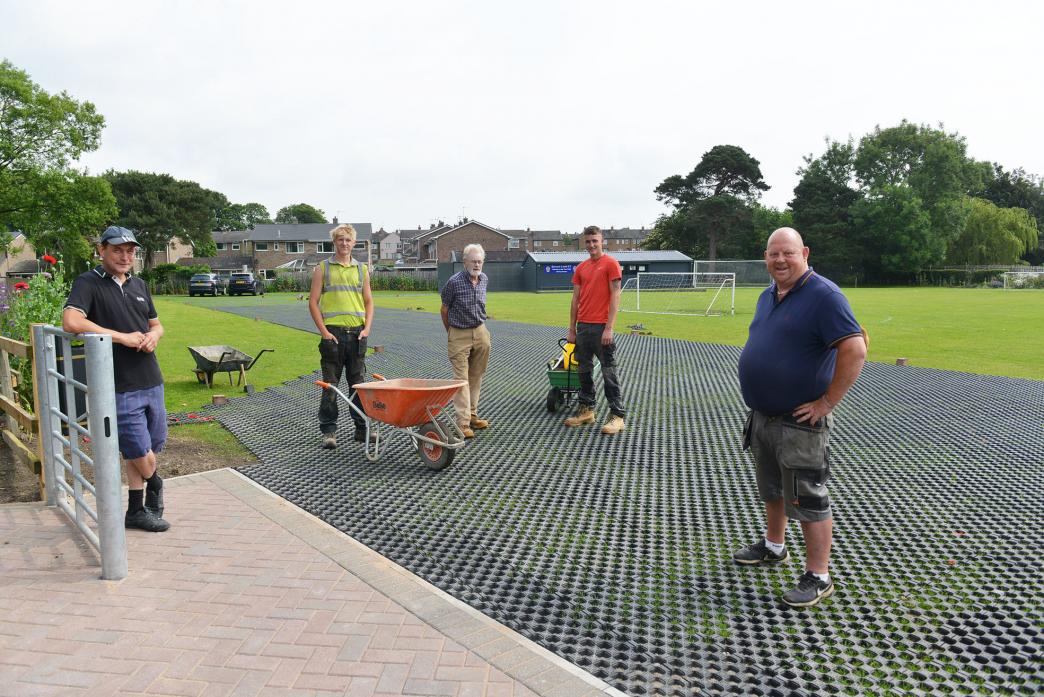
564, 225, 626, 434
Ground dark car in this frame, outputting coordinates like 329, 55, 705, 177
228, 272, 264, 296
188, 273, 226, 297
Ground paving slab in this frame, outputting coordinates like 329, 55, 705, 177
0, 469, 615, 697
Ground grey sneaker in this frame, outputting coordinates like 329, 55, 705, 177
125, 509, 170, 533
321, 435, 337, 449
782, 571, 835, 607
733, 539, 789, 565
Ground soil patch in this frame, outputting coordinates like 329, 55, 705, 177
0, 425, 259, 504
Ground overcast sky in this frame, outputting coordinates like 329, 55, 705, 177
3, 0, 1042, 233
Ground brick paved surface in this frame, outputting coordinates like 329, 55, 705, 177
0, 470, 619, 697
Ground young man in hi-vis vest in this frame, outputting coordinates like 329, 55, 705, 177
309, 224, 375, 449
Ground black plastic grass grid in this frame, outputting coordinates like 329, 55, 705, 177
204, 305, 1043, 697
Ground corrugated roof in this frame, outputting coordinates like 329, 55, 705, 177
527, 250, 691, 263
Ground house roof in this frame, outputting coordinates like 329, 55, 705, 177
527, 250, 691, 263
501, 229, 562, 241
214, 223, 374, 243
252, 223, 373, 242
5, 259, 43, 275
428, 220, 510, 242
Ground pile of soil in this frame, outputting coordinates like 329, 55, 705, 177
0, 426, 259, 504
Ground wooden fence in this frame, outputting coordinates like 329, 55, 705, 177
0, 333, 43, 495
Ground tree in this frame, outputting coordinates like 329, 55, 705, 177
850, 185, 935, 280
790, 140, 863, 279
214, 201, 272, 231
973, 165, 1044, 263
275, 203, 326, 224
747, 204, 793, 258
0, 59, 117, 265
653, 145, 769, 259
854, 121, 984, 260
946, 198, 1038, 265
105, 170, 223, 268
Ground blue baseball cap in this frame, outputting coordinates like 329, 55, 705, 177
99, 226, 141, 247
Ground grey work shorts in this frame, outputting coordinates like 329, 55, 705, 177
744, 410, 833, 522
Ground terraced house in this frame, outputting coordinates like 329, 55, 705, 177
208, 220, 373, 279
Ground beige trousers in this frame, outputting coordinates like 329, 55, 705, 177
447, 324, 491, 426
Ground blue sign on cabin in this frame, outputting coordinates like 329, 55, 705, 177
545, 264, 574, 274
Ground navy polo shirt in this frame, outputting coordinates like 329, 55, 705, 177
65, 266, 164, 393
738, 269, 861, 415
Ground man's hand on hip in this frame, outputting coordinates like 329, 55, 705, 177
793, 396, 833, 425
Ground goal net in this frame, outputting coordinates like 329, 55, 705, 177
620, 272, 735, 316
1002, 271, 1044, 289
693, 260, 770, 287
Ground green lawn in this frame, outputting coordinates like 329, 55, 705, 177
155, 287, 1044, 412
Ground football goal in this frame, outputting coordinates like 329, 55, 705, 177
693, 259, 770, 287
620, 272, 735, 316
1002, 271, 1044, 289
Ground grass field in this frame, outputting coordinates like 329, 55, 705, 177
156, 286, 1044, 412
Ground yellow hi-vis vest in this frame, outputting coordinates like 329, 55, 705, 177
318, 259, 366, 328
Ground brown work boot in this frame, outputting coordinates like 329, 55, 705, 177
460, 425, 475, 439
321, 435, 337, 449
470, 417, 490, 429
564, 406, 595, 427
601, 415, 626, 435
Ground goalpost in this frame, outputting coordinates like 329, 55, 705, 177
1002, 271, 1044, 289
620, 272, 735, 316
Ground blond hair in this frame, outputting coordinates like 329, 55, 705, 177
329, 224, 357, 241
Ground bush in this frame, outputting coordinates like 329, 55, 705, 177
140, 263, 210, 294
2, 256, 70, 410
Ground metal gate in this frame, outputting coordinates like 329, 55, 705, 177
32, 324, 127, 580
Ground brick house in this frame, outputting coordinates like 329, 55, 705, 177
601, 227, 650, 252
212, 221, 373, 278
502, 229, 564, 252
399, 222, 452, 264
414, 220, 514, 264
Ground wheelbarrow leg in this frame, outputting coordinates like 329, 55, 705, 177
237, 365, 246, 386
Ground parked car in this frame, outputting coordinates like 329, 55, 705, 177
228, 272, 264, 296
188, 273, 226, 297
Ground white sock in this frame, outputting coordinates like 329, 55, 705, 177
763, 538, 785, 555
811, 571, 830, 584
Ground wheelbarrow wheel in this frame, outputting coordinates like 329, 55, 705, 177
416, 421, 455, 471
546, 387, 563, 412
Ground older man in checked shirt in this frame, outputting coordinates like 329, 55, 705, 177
440, 243, 491, 438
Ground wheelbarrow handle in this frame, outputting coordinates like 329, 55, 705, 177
246, 348, 275, 371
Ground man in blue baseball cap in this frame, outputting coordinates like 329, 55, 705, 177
63, 225, 171, 533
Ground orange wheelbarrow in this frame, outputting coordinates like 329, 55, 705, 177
316, 376, 468, 470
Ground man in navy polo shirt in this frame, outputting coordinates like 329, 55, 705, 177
734, 227, 866, 607
63, 226, 171, 533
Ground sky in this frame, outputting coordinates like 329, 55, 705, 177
3, 0, 1042, 234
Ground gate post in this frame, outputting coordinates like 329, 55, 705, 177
83, 333, 128, 581
32, 325, 59, 506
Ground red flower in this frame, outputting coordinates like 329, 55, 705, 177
42, 255, 57, 265
13, 282, 29, 291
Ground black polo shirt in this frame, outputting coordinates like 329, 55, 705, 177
65, 266, 164, 393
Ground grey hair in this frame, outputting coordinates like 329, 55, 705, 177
463, 243, 486, 260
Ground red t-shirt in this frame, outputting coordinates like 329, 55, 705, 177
572, 254, 622, 324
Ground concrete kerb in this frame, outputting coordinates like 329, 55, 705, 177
206, 467, 624, 697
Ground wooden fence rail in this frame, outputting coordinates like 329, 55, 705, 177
0, 330, 43, 495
